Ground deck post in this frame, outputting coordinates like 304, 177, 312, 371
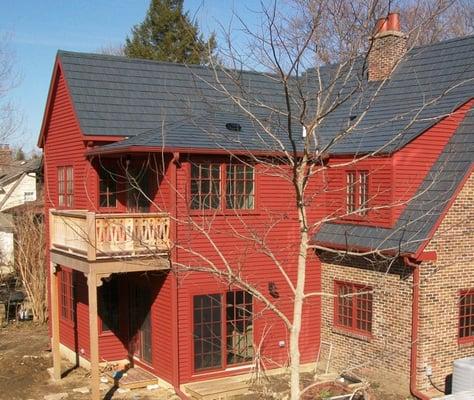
87, 272, 100, 400
50, 261, 61, 380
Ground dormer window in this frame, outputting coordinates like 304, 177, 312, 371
346, 170, 369, 216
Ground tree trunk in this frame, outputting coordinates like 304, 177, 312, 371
290, 230, 308, 400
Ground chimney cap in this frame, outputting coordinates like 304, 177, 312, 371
373, 12, 401, 37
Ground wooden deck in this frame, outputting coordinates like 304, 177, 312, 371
184, 375, 251, 400
107, 366, 159, 390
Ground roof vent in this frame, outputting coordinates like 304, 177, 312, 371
225, 123, 242, 132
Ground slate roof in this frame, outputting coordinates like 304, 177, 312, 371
58, 34, 474, 155
54, 35, 474, 255
313, 108, 474, 254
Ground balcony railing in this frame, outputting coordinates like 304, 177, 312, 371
50, 210, 170, 261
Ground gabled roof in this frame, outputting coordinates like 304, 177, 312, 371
57, 34, 474, 155
0, 157, 42, 188
313, 107, 474, 255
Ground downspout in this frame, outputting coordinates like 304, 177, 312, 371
170, 152, 189, 400
404, 256, 430, 400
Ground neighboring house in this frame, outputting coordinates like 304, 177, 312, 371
0, 213, 14, 275
38, 13, 473, 400
0, 157, 41, 212
0, 157, 42, 273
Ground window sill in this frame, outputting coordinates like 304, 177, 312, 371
188, 209, 260, 217
332, 326, 372, 342
458, 339, 474, 348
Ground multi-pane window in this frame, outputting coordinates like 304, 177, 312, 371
226, 290, 254, 365
60, 269, 74, 322
459, 290, 474, 341
193, 294, 222, 370
190, 163, 255, 211
190, 164, 221, 210
58, 166, 74, 208
99, 278, 119, 332
334, 281, 373, 334
226, 164, 255, 210
99, 167, 117, 208
346, 170, 369, 216
193, 290, 254, 371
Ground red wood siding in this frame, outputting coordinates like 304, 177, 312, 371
325, 157, 393, 227
392, 100, 474, 223
172, 158, 321, 383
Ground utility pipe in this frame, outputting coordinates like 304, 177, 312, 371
404, 256, 431, 400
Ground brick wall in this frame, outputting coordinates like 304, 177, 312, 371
319, 254, 413, 394
417, 171, 474, 392
318, 171, 473, 395
368, 32, 407, 81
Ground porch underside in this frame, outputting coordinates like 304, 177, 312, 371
49, 249, 170, 400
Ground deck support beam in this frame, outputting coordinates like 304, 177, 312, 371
88, 272, 100, 400
50, 261, 61, 380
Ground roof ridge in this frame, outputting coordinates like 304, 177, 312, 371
57, 50, 282, 79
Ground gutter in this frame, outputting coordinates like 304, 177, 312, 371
404, 256, 431, 400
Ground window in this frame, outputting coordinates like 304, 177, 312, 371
226, 290, 254, 365
99, 278, 119, 333
459, 290, 474, 342
226, 164, 255, 210
58, 166, 74, 207
99, 167, 117, 208
190, 162, 255, 211
24, 191, 35, 202
346, 170, 369, 216
60, 269, 74, 322
193, 290, 254, 371
193, 294, 222, 370
334, 281, 372, 335
190, 164, 221, 210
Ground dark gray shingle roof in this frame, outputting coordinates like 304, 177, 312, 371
58, 34, 474, 155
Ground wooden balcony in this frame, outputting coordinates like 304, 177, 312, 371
50, 210, 170, 262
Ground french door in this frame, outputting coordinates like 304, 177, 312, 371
129, 284, 153, 364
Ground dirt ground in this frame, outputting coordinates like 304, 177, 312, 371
0, 322, 175, 400
0, 323, 411, 400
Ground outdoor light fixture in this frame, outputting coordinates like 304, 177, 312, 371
268, 281, 279, 298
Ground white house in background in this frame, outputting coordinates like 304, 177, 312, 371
0, 157, 42, 274
0, 158, 41, 212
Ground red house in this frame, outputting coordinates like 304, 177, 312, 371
39, 15, 473, 399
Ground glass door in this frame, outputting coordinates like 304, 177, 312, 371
129, 284, 153, 364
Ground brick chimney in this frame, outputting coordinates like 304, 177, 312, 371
0, 145, 12, 167
368, 12, 407, 81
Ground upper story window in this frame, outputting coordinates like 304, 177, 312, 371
346, 170, 369, 216
459, 289, 474, 342
190, 162, 255, 211
334, 280, 372, 335
190, 163, 221, 210
58, 166, 74, 208
226, 164, 255, 210
99, 167, 117, 208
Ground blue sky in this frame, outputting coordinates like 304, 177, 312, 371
1, 0, 262, 151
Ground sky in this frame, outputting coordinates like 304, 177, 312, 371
0, 0, 264, 152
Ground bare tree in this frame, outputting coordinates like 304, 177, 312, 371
13, 206, 47, 323
0, 33, 21, 142
60, 1, 472, 398
97, 42, 125, 56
